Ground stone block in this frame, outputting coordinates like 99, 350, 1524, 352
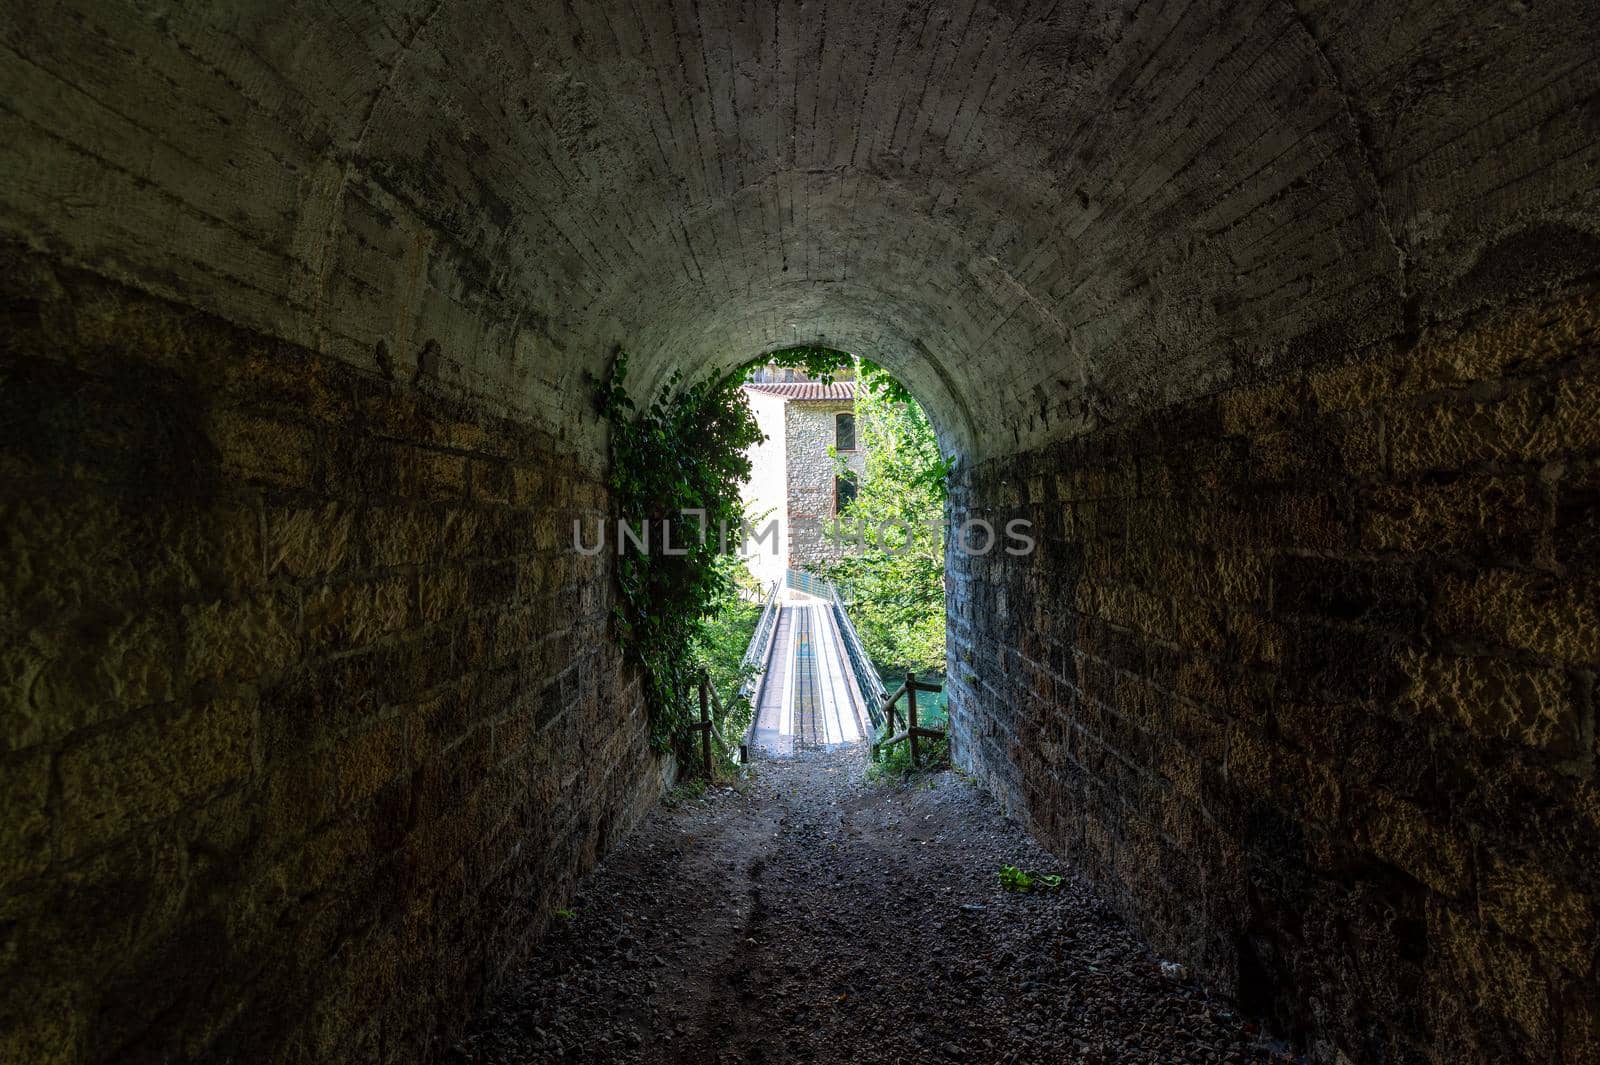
419, 566, 471, 623
1313, 290, 1598, 418
1388, 372, 1596, 476
1271, 556, 1425, 629
1342, 708, 1438, 799
1225, 609, 1284, 666
1480, 850, 1595, 976
510, 464, 548, 506
0, 748, 51, 884
336, 716, 413, 809
57, 695, 254, 856
1326, 412, 1386, 477
1429, 901, 1557, 1058
1396, 650, 1582, 754
1168, 594, 1228, 652
468, 560, 518, 611
359, 504, 430, 568
1245, 428, 1308, 482
271, 819, 372, 901
438, 507, 484, 561
1409, 287, 1600, 389
1554, 460, 1600, 576
1273, 700, 1342, 762
0, 495, 261, 622
1226, 727, 1340, 826
471, 458, 512, 505
408, 681, 476, 756
264, 503, 354, 581
438, 418, 488, 455
223, 342, 345, 424
409, 448, 468, 501
3, 610, 182, 750
1219, 381, 1301, 436
1434, 570, 1600, 664
0, 1007, 79, 1065
304, 576, 411, 653
1308, 356, 1399, 413
183, 591, 300, 685
1362, 473, 1545, 559
207, 408, 318, 488
1362, 791, 1472, 898
1253, 490, 1349, 551
258, 749, 336, 843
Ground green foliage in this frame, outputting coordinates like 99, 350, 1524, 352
596, 353, 765, 752
689, 553, 765, 772
691, 555, 762, 699
997, 865, 1063, 893
822, 361, 952, 677
747, 344, 855, 384
597, 344, 947, 764
553, 908, 577, 921
855, 357, 918, 405
664, 778, 708, 805
867, 733, 951, 784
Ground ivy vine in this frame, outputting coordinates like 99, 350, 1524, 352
596, 353, 768, 750
596, 344, 902, 754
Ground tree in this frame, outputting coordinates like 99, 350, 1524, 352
820, 363, 951, 678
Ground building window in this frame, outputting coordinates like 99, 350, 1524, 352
835, 473, 857, 514
835, 411, 856, 451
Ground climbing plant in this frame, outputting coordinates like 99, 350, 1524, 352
596, 354, 766, 751
742, 343, 853, 384
595, 345, 932, 755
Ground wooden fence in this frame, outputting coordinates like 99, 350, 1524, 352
871, 671, 945, 766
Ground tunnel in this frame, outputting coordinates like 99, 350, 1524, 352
2, 0, 1598, 1061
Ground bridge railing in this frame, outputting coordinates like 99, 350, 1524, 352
783, 567, 828, 598
825, 580, 890, 732
738, 579, 782, 708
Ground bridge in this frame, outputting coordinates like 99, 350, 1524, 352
738, 573, 886, 759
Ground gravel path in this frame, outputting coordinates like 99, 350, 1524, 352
449, 747, 1295, 1064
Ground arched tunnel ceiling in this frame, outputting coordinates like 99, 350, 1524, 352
3, 0, 1597, 458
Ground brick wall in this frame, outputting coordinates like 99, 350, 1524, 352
948, 285, 1600, 1063
0, 247, 661, 1063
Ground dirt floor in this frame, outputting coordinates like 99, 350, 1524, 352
448, 746, 1295, 1064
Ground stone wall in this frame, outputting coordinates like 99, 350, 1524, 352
0, 247, 662, 1063
785, 400, 866, 571
948, 284, 1600, 1064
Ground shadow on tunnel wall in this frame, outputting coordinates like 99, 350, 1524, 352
947, 272, 1600, 1062
0, 246, 665, 1062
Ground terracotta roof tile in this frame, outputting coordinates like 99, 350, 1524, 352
741, 382, 856, 400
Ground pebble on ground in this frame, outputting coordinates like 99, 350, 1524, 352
449, 747, 1297, 1064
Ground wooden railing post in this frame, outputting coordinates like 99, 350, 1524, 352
698, 672, 712, 780
906, 670, 919, 767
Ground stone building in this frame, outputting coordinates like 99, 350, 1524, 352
740, 369, 867, 592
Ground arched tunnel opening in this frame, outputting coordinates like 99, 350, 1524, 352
2, 2, 1598, 1062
